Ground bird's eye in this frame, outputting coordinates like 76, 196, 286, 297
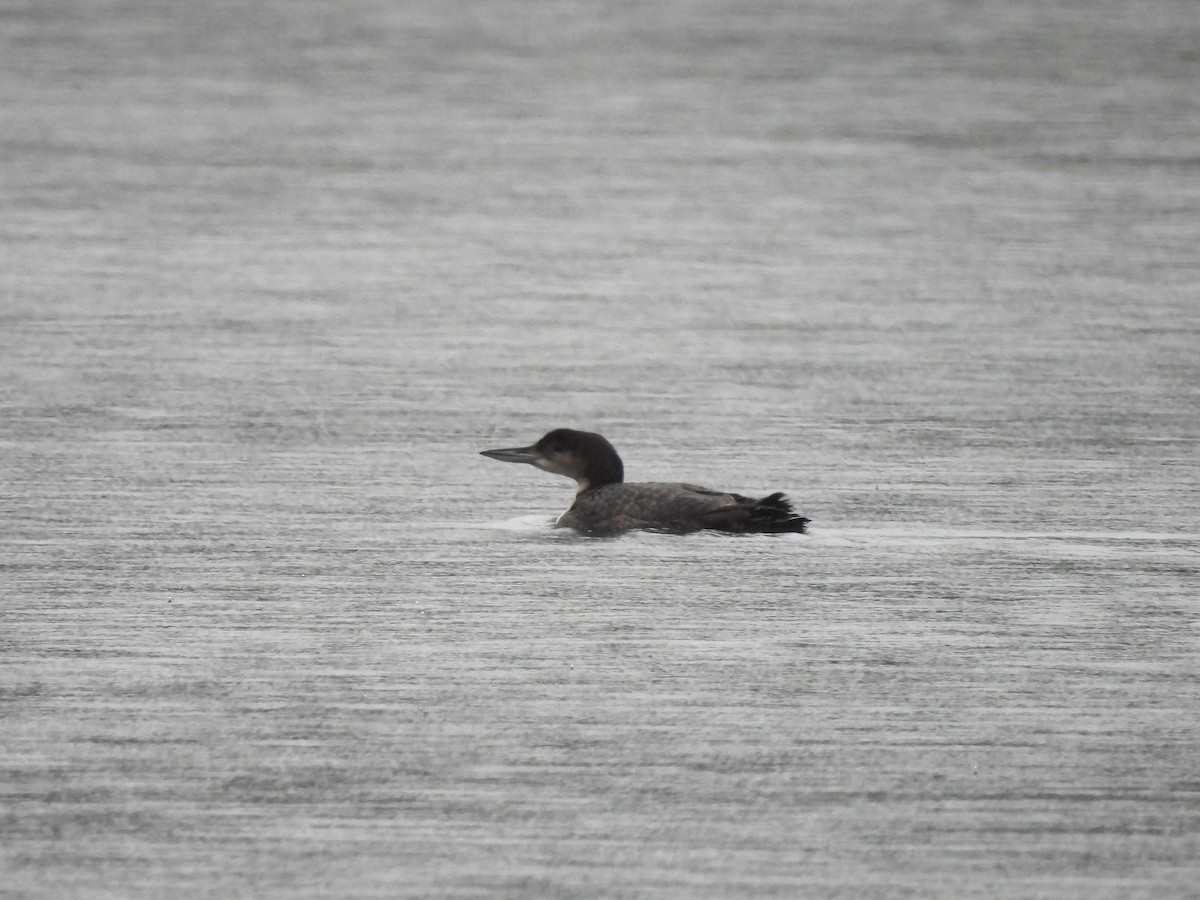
549, 443, 562, 454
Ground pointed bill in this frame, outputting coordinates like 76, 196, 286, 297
480, 445, 544, 465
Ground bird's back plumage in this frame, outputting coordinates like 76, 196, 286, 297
559, 482, 810, 535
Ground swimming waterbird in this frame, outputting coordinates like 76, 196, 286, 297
480, 428, 810, 535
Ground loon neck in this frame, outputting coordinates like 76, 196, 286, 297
578, 444, 623, 492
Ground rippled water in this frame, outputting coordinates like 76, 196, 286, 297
3, 0, 1199, 897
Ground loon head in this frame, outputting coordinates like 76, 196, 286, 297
480, 428, 625, 493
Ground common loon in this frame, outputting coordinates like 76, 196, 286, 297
480, 428, 810, 535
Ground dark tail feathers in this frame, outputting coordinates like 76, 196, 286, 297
704, 491, 810, 534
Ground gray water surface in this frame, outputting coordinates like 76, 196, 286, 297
3, 1, 1199, 897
